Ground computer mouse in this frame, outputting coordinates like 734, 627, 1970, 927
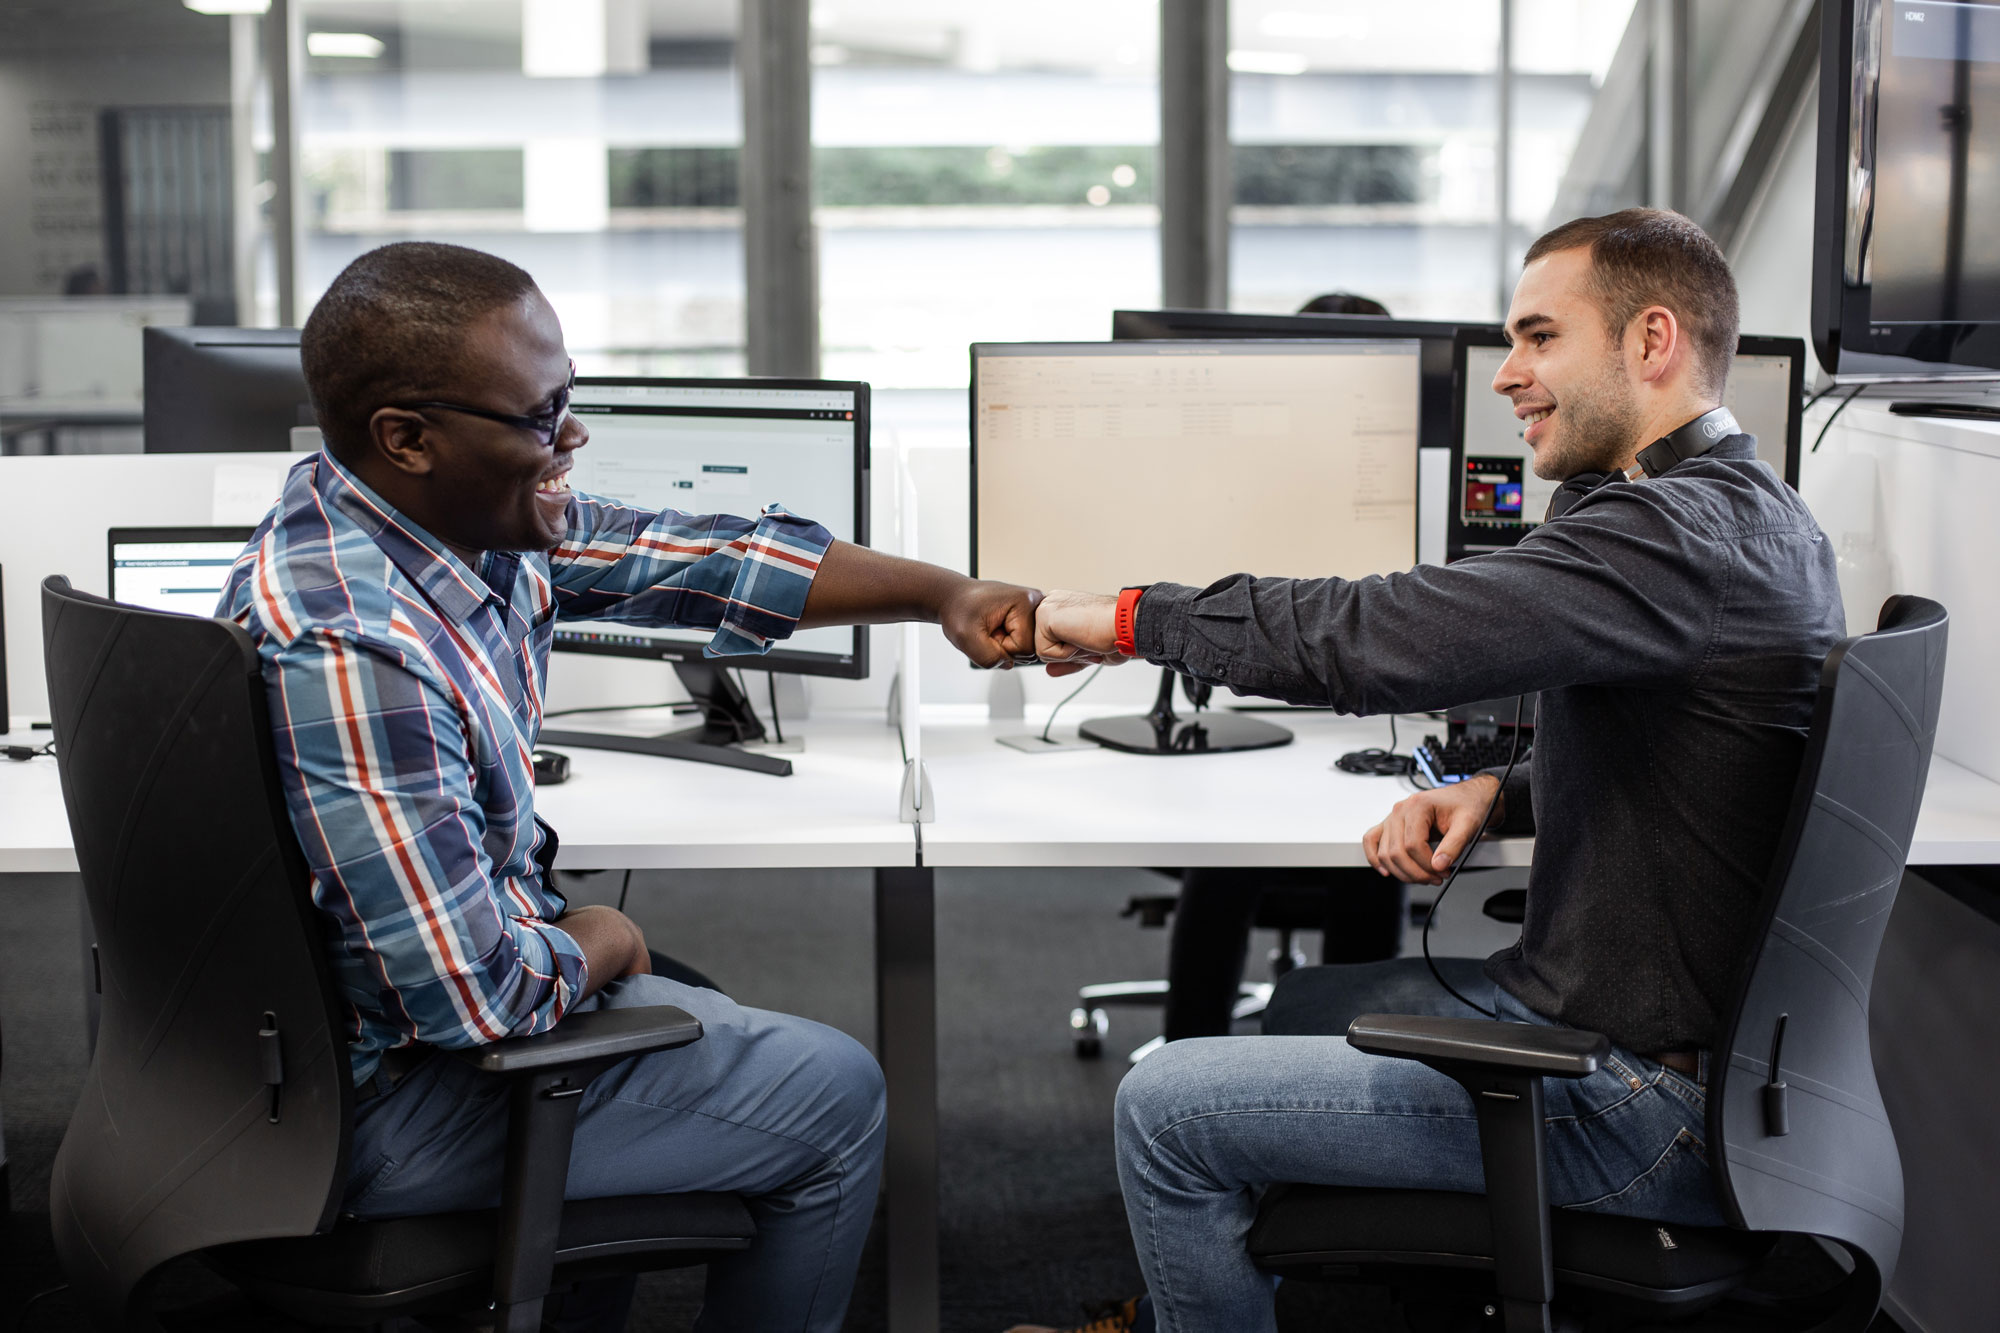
531, 748, 570, 784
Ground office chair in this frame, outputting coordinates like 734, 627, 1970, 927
1248, 595, 1947, 1332
1072, 870, 1407, 1059
39, 576, 753, 1332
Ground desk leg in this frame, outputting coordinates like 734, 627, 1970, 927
875, 866, 939, 1333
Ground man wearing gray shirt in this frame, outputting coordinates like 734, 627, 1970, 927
1013, 210, 1844, 1333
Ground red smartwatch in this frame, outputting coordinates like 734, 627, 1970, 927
1113, 586, 1148, 658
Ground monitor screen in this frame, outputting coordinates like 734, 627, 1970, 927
1447, 331, 1805, 559
1110, 308, 1496, 452
972, 340, 1422, 593
1814, 0, 2000, 375
551, 378, 870, 679
142, 326, 316, 453
107, 527, 254, 616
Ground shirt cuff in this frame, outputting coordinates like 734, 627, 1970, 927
1131, 582, 1199, 662
1477, 760, 1536, 837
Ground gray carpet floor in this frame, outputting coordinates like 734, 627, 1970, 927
0, 860, 1563, 1333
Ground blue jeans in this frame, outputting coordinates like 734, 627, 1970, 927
1115, 958, 1720, 1333
345, 974, 887, 1333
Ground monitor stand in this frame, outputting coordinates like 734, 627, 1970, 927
1078, 667, 1293, 755
538, 660, 792, 776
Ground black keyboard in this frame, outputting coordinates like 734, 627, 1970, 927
1412, 733, 1530, 785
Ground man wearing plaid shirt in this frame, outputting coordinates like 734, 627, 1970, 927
222, 241, 1040, 1332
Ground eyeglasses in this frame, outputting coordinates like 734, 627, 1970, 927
399, 361, 576, 446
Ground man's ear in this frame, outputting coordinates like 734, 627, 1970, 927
1632, 306, 1680, 385
367, 407, 435, 477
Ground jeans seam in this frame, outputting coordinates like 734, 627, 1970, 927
1568, 1128, 1697, 1211
1544, 1076, 1650, 1126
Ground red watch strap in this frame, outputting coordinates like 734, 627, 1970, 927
1114, 587, 1146, 657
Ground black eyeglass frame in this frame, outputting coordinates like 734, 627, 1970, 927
398, 360, 576, 445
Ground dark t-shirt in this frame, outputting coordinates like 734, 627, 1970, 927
1132, 436, 1845, 1052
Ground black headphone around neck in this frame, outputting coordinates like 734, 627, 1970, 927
1543, 405, 1741, 521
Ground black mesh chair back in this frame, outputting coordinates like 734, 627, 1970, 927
41, 576, 351, 1328
1709, 594, 1949, 1309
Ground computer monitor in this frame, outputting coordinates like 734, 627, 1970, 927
1446, 329, 1806, 561
972, 338, 1422, 754
107, 527, 255, 615
539, 376, 870, 777
1110, 308, 1500, 453
142, 326, 315, 453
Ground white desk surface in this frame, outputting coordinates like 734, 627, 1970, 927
915, 705, 2000, 871
0, 712, 918, 875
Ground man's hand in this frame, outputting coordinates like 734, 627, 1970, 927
1362, 774, 1504, 886
939, 579, 1043, 668
556, 904, 651, 999
1034, 589, 1125, 677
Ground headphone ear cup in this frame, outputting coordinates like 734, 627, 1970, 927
1544, 470, 1613, 521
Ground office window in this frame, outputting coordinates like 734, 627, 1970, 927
1228, 0, 1634, 322
298, 0, 745, 376
811, 0, 1161, 389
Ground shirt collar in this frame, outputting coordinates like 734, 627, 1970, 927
312, 452, 504, 626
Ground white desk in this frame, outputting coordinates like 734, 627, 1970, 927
916, 704, 2000, 870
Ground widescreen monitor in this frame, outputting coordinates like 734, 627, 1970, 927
142, 326, 316, 452
972, 339, 1422, 753
1446, 329, 1806, 561
1110, 308, 1499, 453
107, 527, 255, 615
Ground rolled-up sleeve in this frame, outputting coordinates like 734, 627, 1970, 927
267, 627, 586, 1050
548, 494, 834, 655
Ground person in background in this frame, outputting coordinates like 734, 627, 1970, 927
222, 240, 1043, 1333
1296, 290, 1391, 316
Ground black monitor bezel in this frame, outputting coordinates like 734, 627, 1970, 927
551, 375, 871, 682
1110, 308, 1497, 453
1444, 329, 1807, 562
969, 338, 1425, 584
1811, 0, 2000, 379
106, 525, 257, 607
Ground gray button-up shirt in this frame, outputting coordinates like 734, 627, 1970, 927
1132, 436, 1845, 1052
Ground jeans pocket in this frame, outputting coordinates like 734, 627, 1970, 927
343, 1149, 401, 1213
1570, 1128, 1724, 1228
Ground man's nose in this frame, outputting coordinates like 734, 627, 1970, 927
1492, 347, 1528, 397
559, 412, 589, 451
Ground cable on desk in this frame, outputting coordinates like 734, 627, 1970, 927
1420, 693, 1527, 1018
1811, 384, 1867, 453
1334, 713, 1414, 776
1041, 665, 1105, 743
2, 740, 54, 762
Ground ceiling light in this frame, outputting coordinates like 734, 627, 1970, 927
1227, 50, 1310, 76
1260, 11, 1369, 41
307, 32, 385, 58
183, 0, 271, 13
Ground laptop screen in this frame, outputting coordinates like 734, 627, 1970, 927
107, 527, 254, 617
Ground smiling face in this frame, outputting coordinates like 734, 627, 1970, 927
368, 289, 588, 560
1492, 246, 1644, 482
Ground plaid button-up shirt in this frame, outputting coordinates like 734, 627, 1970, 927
221, 452, 831, 1085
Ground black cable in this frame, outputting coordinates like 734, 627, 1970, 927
15, 1283, 70, 1331
1040, 665, 1105, 742
1810, 384, 1867, 454
1421, 693, 1527, 1018
766, 671, 784, 745
616, 868, 632, 913
1335, 713, 1415, 776
1, 740, 54, 762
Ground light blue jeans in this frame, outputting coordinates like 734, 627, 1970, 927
1115, 958, 1721, 1333
344, 973, 887, 1333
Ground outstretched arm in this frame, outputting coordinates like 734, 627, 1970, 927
801, 540, 1042, 668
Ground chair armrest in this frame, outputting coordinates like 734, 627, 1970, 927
458, 1005, 704, 1077
1347, 1013, 1609, 1079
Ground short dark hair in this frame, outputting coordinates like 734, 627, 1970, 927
1523, 209, 1739, 397
1296, 291, 1391, 317
300, 241, 539, 460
